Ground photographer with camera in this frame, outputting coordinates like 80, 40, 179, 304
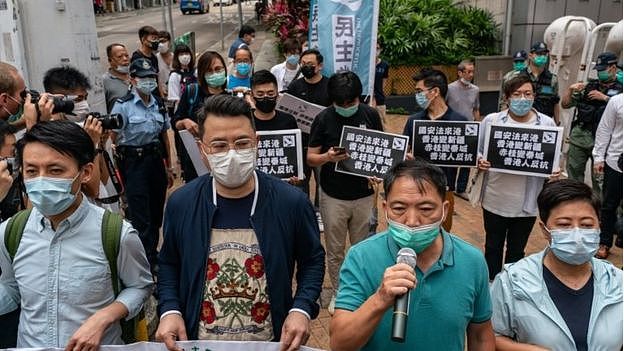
111, 58, 174, 273
0, 62, 55, 131
562, 51, 622, 199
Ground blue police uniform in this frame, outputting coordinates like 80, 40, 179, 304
111, 58, 171, 269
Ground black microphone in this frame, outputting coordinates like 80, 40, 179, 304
391, 247, 417, 343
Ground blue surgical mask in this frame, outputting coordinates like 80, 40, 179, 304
387, 210, 444, 253
513, 62, 526, 71
533, 55, 548, 67
236, 62, 251, 76
547, 227, 600, 265
509, 98, 533, 116
136, 78, 157, 95
415, 91, 430, 110
286, 54, 300, 66
204, 71, 227, 87
24, 174, 80, 216
617, 70, 623, 84
597, 70, 611, 82
335, 103, 359, 117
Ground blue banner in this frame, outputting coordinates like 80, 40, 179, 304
312, 0, 379, 98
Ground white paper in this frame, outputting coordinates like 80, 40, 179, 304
275, 93, 325, 134
179, 130, 209, 176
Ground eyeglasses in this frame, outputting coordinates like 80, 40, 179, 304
510, 91, 535, 99
205, 138, 255, 155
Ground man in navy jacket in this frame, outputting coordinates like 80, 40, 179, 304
156, 94, 325, 351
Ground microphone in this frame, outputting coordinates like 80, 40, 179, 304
391, 247, 417, 343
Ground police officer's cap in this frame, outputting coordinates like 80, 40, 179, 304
513, 50, 527, 62
594, 52, 618, 71
129, 58, 157, 78
530, 42, 549, 54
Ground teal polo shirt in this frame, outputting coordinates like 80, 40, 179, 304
335, 230, 492, 351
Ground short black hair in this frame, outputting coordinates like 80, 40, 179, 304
412, 68, 448, 98
17, 121, 95, 169
234, 46, 253, 62
282, 38, 301, 55
198, 95, 254, 136
158, 30, 171, 41
383, 158, 447, 201
0, 120, 16, 149
328, 71, 362, 105
503, 73, 533, 99
537, 179, 601, 223
238, 25, 256, 38
251, 70, 277, 89
106, 43, 125, 59
138, 25, 158, 40
43, 66, 91, 93
300, 49, 323, 64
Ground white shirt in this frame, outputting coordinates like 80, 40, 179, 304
157, 52, 173, 94
593, 94, 623, 172
270, 61, 299, 92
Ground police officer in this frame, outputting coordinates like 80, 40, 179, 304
562, 51, 622, 192
523, 42, 560, 125
499, 50, 528, 110
111, 58, 174, 272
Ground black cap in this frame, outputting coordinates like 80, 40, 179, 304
530, 41, 549, 54
513, 50, 527, 62
594, 52, 618, 71
129, 58, 157, 78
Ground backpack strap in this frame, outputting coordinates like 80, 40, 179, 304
4, 209, 32, 262
101, 210, 124, 295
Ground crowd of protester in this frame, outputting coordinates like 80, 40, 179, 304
0, 21, 621, 351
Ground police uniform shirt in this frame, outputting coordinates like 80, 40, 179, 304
111, 89, 171, 147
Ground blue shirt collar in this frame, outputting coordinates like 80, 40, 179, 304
132, 89, 155, 108
38, 194, 90, 232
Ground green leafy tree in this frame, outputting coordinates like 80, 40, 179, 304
378, 0, 500, 66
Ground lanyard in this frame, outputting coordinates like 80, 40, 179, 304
212, 171, 259, 216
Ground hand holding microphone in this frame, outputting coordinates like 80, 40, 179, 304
392, 248, 417, 342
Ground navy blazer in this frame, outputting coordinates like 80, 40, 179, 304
157, 171, 325, 339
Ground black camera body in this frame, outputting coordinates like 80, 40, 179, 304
1, 157, 16, 176
21, 90, 74, 115
90, 112, 124, 130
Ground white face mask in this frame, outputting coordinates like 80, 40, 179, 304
158, 42, 170, 54
179, 54, 191, 66
115, 65, 129, 74
204, 148, 256, 188
68, 100, 89, 122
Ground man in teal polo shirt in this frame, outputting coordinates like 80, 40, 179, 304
330, 159, 495, 351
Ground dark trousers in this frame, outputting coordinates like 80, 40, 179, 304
298, 147, 320, 209
455, 167, 470, 193
119, 150, 168, 267
600, 165, 623, 247
174, 131, 198, 183
443, 167, 458, 192
0, 307, 19, 348
483, 208, 536, 280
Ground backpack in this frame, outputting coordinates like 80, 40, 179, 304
177, 70, 197, 98
4, 209, 148, 343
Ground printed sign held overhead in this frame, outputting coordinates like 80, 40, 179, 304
275, 93, 325, 134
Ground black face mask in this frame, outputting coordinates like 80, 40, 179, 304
149, 40, 159, 51
301, 65, 316, 79
254, 96, 277, 113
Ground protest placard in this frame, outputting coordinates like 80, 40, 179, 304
179, 130, 209, 176
275, 93, 325, 134
256, 129, 304, 179
335, 126, 408, 178
7, 341, 324, 351
411, 120, 480, 167
483, 123, 563, 177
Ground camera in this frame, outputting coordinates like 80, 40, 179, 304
90, 112, 124, 130
1, 157, 17, 176
21, 89, 75, 115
